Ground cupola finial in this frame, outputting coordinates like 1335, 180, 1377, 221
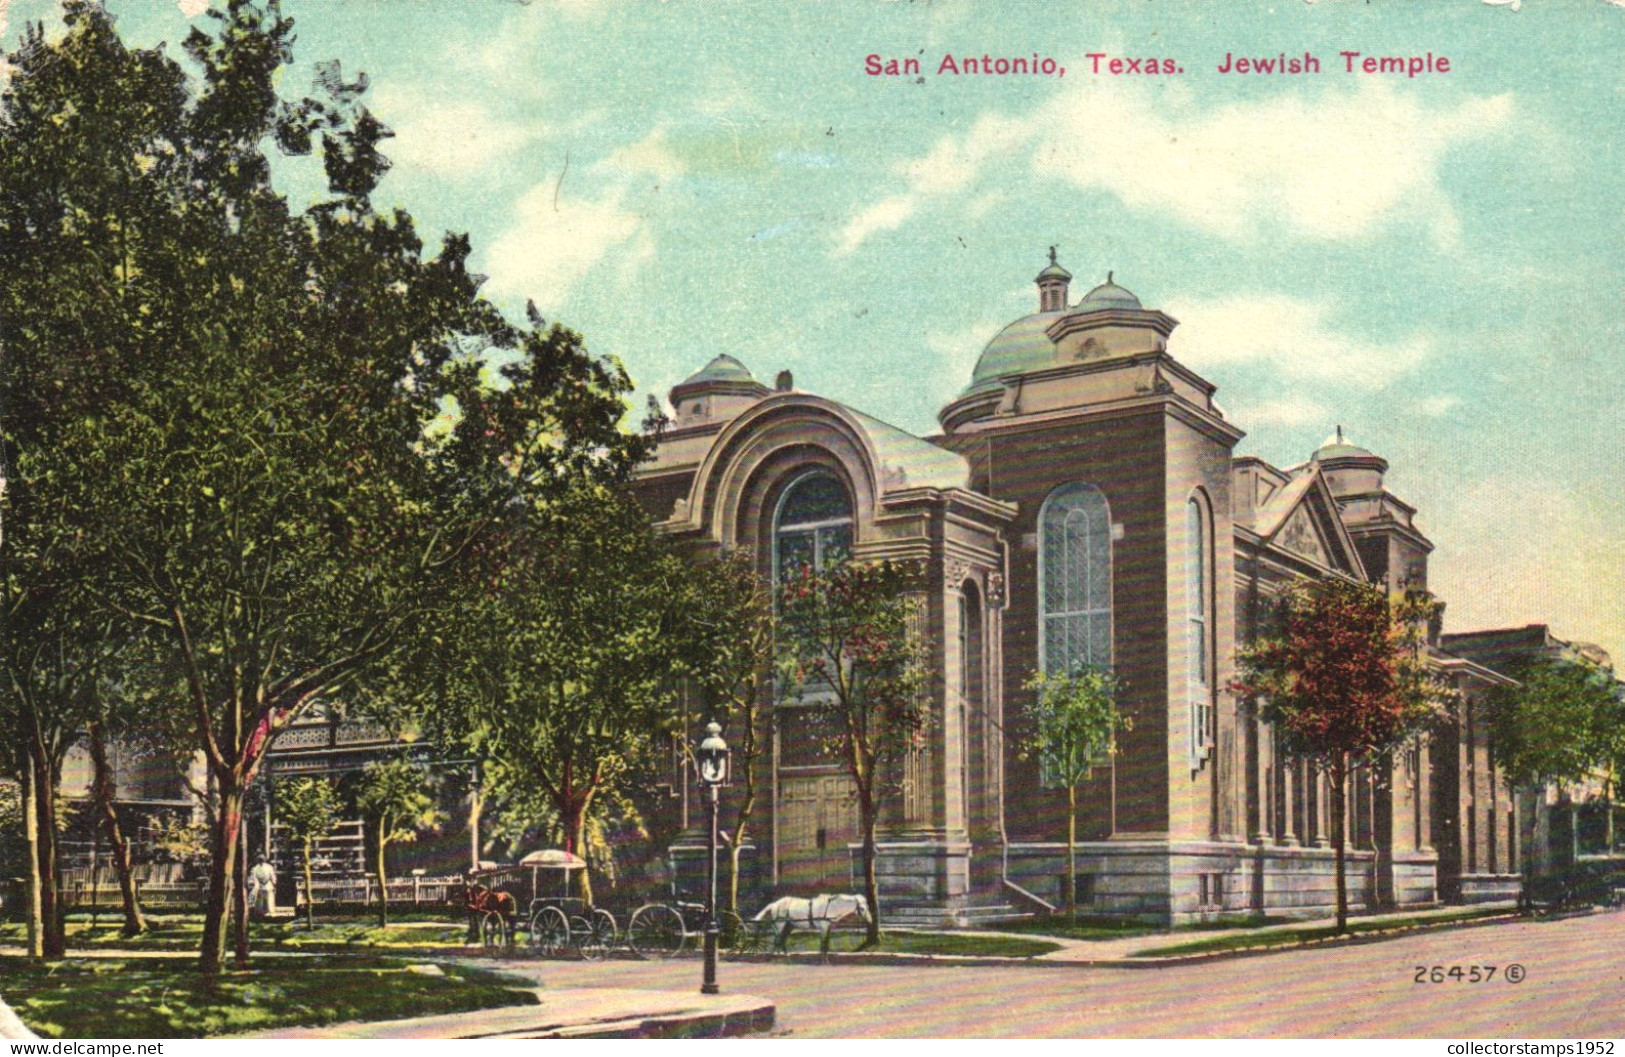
1035, 246, 1071, 311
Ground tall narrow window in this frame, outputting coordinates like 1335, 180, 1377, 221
773, 472, 853, 585
1039, 483, 1112, 680
1187, 494, 1213, 768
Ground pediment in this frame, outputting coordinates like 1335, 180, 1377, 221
1277, 505, 1331, 566
1258, 471, 1366, 579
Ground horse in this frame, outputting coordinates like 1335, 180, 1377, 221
463, 880, 518, 944
754, 893, 871, 958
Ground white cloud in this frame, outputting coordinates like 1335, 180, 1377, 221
601, 128, 686, 187
1229, 395, 1332, 427
834, 196, 918, 258
833, 75, 1513, 254
369, 85, 540, 178
1166, 293, 1432, 388
177, 0, 209, 18
483, 183, 643, 307
1415, 394, 1463, 418
1034, 80, 1511, 246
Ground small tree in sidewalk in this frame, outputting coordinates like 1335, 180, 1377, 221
1233, 579, 1450, 932
776, 560, 931, 950
356, 758, 441, 929
276, 777, 341, 931
1019, 663, 1129, 918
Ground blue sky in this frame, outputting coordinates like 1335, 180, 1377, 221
6, 0, 1623, 661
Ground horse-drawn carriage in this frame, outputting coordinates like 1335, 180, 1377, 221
462, 850, 871, 959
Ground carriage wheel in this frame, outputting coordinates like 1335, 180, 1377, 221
568, 915, 597, 959
628, 903, 686, 960
529, 906, 570, 958
583, 908, 617, 961
718, 910, 752, 956
480, 910, 508, 950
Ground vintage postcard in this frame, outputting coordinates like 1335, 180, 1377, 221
0, 0, 1621, 1045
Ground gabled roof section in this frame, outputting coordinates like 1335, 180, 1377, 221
1242, 465, 1367, 579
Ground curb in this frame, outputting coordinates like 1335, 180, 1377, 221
716, 909, 1537, 970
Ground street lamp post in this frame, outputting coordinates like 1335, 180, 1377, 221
695, 720, 729, 996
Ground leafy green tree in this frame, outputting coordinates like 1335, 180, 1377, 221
355, 759, 441, 929
274, 777, 340, 931
0, 0, 646, 975
1487, 656, 1622, 793
776, 560, 931, 949
1486, 655, 1625, 903
1019, 663, 1129, 918
673, 550, 776, 922
1233, 580, 1450, 932
422, 481, 688, 907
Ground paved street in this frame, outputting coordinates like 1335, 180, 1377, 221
497, 911, 1625, 1038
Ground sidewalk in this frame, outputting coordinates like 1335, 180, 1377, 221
240, 987, 775, 1039
813, 901, 1523, 967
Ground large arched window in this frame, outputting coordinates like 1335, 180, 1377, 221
1187, 493, 1214, 768
1038, 483, 1112, 677
773, 471, 853, 584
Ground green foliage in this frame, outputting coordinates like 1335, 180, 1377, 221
418, 480, 688, 901
275, 778, 340, 846
1486, 656, 1624, 791
355, 759, 440, 848
776, 560, 932, 791
0, 0, 648, 971
481, 759, 645, 887
776, 559, 931, 943
1019, 663, 1129, 789
148, 813, 211, 871
1233, 580, 1451, 766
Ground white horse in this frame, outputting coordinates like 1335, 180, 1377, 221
754, 893, 871, 957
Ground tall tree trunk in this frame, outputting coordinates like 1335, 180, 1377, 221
570, 810, 594, 907
374, 827, 389, 929
1331, 756, 1348, 934
1066, 782, 1078, 919
301, 838, 316, 931
233, 828, 249, 967
727, 780, 757, 920
858, 795, 880, 949
20, 761, 43, 960
88, 723, 146, 937
200, 783, 243, 976
31, 751, 63, 958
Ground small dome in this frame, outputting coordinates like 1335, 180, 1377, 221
1076, 273, 1142, 312
681, 354, 755, 386
1313, 425, 1375, 460
1036, 262, 1072, 282
961, 311, 1066, 396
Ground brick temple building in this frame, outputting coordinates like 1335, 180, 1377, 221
633, 252, 1535, 924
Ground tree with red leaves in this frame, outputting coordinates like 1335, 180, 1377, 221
776, 559, 930, 948
1233, 578, 1450, 932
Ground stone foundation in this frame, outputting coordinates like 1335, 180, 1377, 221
1003, 840, 1421, 925
1457, 872, 1520, 903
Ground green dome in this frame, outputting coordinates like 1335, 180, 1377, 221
1036, 262, 1072, 281
961, 311, 1065, 396
681, 354, 755, 386
1076, 277, 1142, 312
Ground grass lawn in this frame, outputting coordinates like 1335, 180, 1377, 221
772, 929, 1060, 957
1130, 907, 1511, 958
0, 915, 472, 954
0, 954, 538, 1038
977, 912, 1296, 942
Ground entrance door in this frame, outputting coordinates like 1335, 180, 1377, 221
777, 773, 859, 891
